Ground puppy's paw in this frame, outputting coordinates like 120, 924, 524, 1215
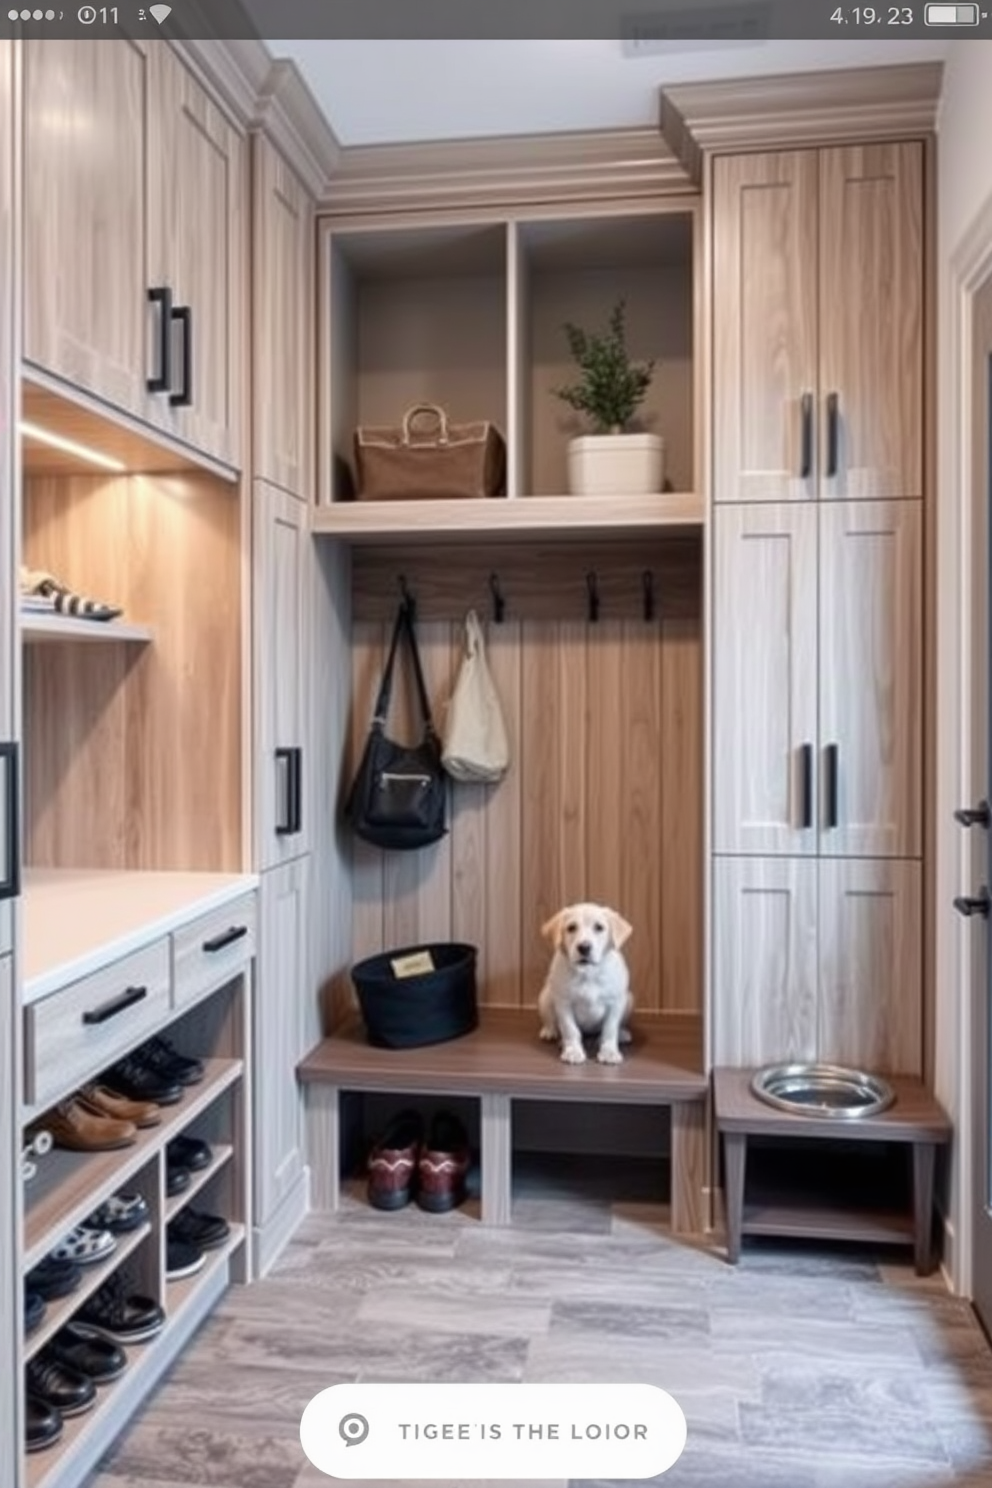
560, 1044, 586, 1065
597, 1045, 623, 1065
538, 1025, 558, 1042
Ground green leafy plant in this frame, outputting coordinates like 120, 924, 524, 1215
554, 299, 654, 435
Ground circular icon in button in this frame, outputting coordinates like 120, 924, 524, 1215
339, 1413, 369, 1447
77, 4, 96, 19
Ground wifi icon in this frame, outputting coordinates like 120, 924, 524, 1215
148, 3, 170, 18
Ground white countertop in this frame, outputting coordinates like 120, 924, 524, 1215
22, 868, 259, 1003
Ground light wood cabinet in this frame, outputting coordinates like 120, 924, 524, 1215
253, 479, 310, 869
254, 855, 310, 1270
713, 141, 923, 502
22, 40, 245, 470
252, 134, 313, 502
714, 500, 922, 858
714, 856, 922, 1073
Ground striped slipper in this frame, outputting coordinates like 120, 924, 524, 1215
21, 566, 123, 622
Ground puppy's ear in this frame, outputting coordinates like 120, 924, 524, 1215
541, 910, 567, 948
605, 909, 633, 950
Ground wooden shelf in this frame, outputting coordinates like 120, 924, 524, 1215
164, 1143, 233, 1222
742, 1201, 914, 1248
21, 613, 153, 644
311, 491, 704, 544
24, 1222, 152, 1361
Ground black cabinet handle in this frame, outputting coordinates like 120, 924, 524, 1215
82, 984, 148, 1025
954, 889, 991, 919
800, 392, 813, 480
275, 746, 303, 836
825, 743, 839, 829
826, 392, 839, 479
800, 742, 813, 829
169, 304, 192, 407
955, 800, 991, 829
202, 924, 249, 954
146, 286, 173, 394
0, 741, 19, 902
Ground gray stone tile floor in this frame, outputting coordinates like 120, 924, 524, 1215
83, 1159, 992, 1488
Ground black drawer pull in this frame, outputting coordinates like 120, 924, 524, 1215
954, 889, 990, 919
799, 392, 813, 479
146, 286, 173, 394
202, 924, 249, 954
82, 984, 148, 1025
0, 740, 20, 902
169, 304, 192, 407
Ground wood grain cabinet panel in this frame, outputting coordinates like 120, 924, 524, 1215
713, 504, 818, 855
819, 500, 922, 858
252, 135, 313, 501
0, 40, 15, 957
713, 141, 923, 503
22, 38, 151, 418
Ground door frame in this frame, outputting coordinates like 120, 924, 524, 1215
941, 187, 992, 1299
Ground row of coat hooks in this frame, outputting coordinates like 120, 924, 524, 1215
396, 570, 661, 624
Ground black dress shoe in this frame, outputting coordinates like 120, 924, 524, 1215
74, 1272, 165, 1343
25, 1287, 46, 1334
47, 1323, 128, 1383
167, 1133, 212, 1172
165, 1161, 191, 1197
134, 1035, 205, 1087
26, 1254, 83, 1301
168, 1207, 230, 1251
26, 1352, 96, 1416
26, 1394, 62, 1452
103, 1053, 182, 1106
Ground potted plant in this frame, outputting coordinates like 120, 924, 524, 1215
554, 299, 664, 497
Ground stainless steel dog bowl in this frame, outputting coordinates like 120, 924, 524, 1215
750, 1062, 896, 1119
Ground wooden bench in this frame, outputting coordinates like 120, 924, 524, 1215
298, 1009, 708, 1233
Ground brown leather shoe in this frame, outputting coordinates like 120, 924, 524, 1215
77, 1084, 161, 1129
35, 1099, 137, 1153
367, 1110, 424, 1211
416, 1112, 471, 1213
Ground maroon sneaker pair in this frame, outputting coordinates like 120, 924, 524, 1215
367, 1110, 471, 1213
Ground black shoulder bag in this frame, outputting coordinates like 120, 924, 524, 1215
344, 600, 448, 850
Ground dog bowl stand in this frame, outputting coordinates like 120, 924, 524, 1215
714, 1067, 952, 1275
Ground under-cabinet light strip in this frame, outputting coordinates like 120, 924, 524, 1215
19, 420, 127, 473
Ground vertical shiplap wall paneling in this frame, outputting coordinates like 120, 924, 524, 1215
481, 621, 524, 1004
660, 617, 703, 1010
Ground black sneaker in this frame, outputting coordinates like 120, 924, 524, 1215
134, 1035, 204, 1088
103, 1053, 182, 1107
24, 1287, 46, 1334
167, 1134, 212, 1172
26, 1352, 96, 1417
26, 1254, 82, 1301
165, 1161, 191, 1197
26, 1394, 62, 1452
165, 1238, 205, 1280
46, 1323, 128, 1383
74, 1273, 165, 1343
167, 1207, 230, 1251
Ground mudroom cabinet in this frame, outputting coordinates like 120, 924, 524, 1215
22, 39, 244, 471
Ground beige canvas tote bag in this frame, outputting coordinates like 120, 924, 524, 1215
441, 610, 510, 783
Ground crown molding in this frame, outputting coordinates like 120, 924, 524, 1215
318, 127, 694, 218
171, 38, 272, 128
250, 58, 341, 197
659, 61, 944, 183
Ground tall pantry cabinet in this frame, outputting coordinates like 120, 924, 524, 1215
711, 141, 926, 1074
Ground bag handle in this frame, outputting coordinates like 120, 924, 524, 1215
372, 601, 437, 738
402, 404, 449, 445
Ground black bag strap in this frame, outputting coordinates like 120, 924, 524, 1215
372, 601, 437, 737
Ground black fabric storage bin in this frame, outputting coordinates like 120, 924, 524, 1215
351, 942, 479, 1049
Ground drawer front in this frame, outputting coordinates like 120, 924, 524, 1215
26, 940, 171, 1109
172, 892, 256, 1010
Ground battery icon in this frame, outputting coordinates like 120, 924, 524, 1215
925, 2, 979, 20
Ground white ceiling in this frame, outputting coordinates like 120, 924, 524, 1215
268, 38, 948, 148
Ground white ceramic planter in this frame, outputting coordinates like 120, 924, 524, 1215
566, 433, 665, 497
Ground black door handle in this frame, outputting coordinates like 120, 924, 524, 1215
824, 743, 839, 829
0, 741, 19, 902
826, 392, 839, 479
146, 286, 173, 394
275, 747, 302, 836
169, 304, 192, 407
799, 742, 813, 829
955, 889, 991, 918
955, 800, 991, 828
800, 393, 813, 480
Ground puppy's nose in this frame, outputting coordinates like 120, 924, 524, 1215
576, 941, 593, 958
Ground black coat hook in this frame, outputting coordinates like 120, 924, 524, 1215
488, 572, 506, 624
397, 574, 415, 620
642, 570, 656, 622
586, 571, 600, 624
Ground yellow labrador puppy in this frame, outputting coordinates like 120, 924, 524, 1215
537, 903, 633, 1064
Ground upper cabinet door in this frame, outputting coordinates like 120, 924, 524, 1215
22, 39, 151, 418
818, 499, 922, 858
252, 136, 313, 502
819, 142, 924, 500
713, 503, 818, 855
146, 46, 244, 468
712, 151, 819, 503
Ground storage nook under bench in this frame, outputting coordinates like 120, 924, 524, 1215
20, 869, 257, 1488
